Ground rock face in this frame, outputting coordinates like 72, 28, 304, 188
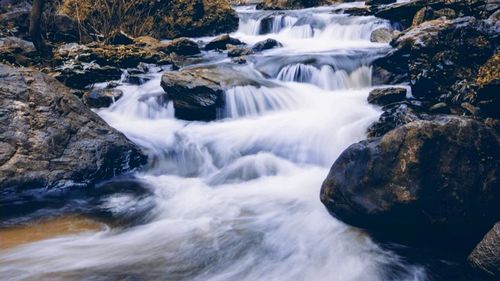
0, 64, 146, 191
468, 222, 500, 277
373, 16, 497, 118
58, 0, 239, 40
321, 116, 500, 248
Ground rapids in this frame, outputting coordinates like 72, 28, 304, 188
0, 3, 427, 281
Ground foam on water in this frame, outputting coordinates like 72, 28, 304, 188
0, 3, 426, 281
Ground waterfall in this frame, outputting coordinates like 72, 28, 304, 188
0, 3, 427, 281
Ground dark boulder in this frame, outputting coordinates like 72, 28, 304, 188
0, 64, 146, 192
205, 34, 244, 51
160, 65, 262, 121
468, 222, 500, 277
252, 38, 283, 52
83, 88, 124, 108
367, 87, 407, 106
321, 116, 500, 250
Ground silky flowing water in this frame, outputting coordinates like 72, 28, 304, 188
0, 3, 428, 281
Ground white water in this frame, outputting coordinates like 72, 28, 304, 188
0, 3, 426, 281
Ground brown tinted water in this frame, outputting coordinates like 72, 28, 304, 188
0, 215, 104, 250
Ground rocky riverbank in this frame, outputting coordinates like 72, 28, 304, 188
320, 0, 499, 278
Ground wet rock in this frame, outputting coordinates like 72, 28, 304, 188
252, 38, 283, 52
227, 45, 254, 57
343, 6, 371, 17
83, 88, 124, 108
367, 87, 407, 106
164, 38, 200, 56
0, 37, 37, 66
205, 34, 244, 51
321, 116, 500, 249
370, 27, 393, 43
468, 222, 500, 277
51, 60, 123, 89
160, 65, 260, 121
0, 64, 146, 191
367, 102, 425, 137
108, 31, 134, 45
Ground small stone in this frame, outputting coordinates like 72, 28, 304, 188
205, 34, 243, 51
429, 102, 449, 113
108, 31, 134, 45
367, 87, 407, 106
83, 88, 124, 108
370, 27, 393, 43
461, 102, 479, 116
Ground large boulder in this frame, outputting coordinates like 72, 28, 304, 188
321, 116, 500, 249
468, 222, 500, 277
58, 0, 239, 40
160, 65, 263, 121
0, 64, 146, 192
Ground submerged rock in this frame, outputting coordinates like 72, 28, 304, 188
321, 116, 500, 249
468, 222, 500, 277
0, 64, 146, 191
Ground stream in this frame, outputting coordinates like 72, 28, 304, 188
0, 3, 429, 281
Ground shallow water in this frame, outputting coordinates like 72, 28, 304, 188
0, 3, 427, 281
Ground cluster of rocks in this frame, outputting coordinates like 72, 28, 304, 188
320, 0, 500, 278
0, 0, 242, 196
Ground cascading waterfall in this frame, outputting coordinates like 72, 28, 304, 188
0, 3, 427, 281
